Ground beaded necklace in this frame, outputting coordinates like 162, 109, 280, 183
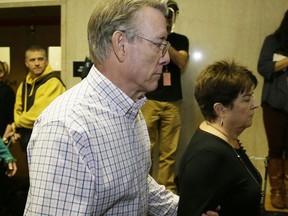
205, 121, 263, 196
231, 144, 264, 197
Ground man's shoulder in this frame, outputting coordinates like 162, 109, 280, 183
170, 32, 188, 40
168, 32, 189, 51
38, 71, 65, 87
41, 71, 61, 79
265, 34, 277, 43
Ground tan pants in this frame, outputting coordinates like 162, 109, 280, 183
141, 100, 181, 192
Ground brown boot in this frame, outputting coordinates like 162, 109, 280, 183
283, 160, 288, 208
268, 159, 285, 209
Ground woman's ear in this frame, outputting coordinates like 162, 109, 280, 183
111, 31, 126, 62
213, 102, 226, 116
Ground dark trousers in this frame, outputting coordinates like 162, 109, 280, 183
0, 138, 30, 216
0, 162, 29, 216
262, 103, 288, 159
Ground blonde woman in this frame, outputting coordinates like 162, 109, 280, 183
0, 61, 15, 137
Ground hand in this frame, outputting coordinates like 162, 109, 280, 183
11, 132, 21, 144
3, 132, 21, 145
201, 205, 221, 216
201, 211, 218, 216
3, 124, 21, 145
3, 124, 12, 139
5, 161, 17, 177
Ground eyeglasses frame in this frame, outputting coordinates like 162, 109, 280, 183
134, 35, 170, 57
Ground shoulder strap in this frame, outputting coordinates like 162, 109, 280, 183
21, 79, 26, 111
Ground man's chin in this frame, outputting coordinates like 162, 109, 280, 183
147, 82, 159, 93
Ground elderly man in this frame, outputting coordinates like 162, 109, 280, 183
24, 1, 218, 215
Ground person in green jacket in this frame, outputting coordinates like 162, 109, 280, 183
0, 139, 16, 177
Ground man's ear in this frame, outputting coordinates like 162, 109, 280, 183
111, 31, 126, 62
25, 61, 29, 68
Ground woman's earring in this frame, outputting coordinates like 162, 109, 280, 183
220, 117, 223, 126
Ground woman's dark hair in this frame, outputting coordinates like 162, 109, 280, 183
195, 60, 257, 121
274, 10, 288, 52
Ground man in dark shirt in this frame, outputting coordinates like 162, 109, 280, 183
141, 0, 189, 193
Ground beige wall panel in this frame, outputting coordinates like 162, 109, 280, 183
174, 0, 287, 177
63, 0, 98, 87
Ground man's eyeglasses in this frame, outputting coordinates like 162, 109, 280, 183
135, 35, 170, 57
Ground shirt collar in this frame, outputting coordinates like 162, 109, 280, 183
87, 65, 147, 120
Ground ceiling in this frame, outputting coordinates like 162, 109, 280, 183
0, 6, 60, 26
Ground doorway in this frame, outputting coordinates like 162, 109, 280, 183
0, 5, 61, 92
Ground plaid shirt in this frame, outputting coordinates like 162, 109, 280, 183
24, 66, 178, 215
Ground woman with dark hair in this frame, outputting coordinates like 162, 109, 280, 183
177, 60, 262, 216
257, 10, 288, 209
